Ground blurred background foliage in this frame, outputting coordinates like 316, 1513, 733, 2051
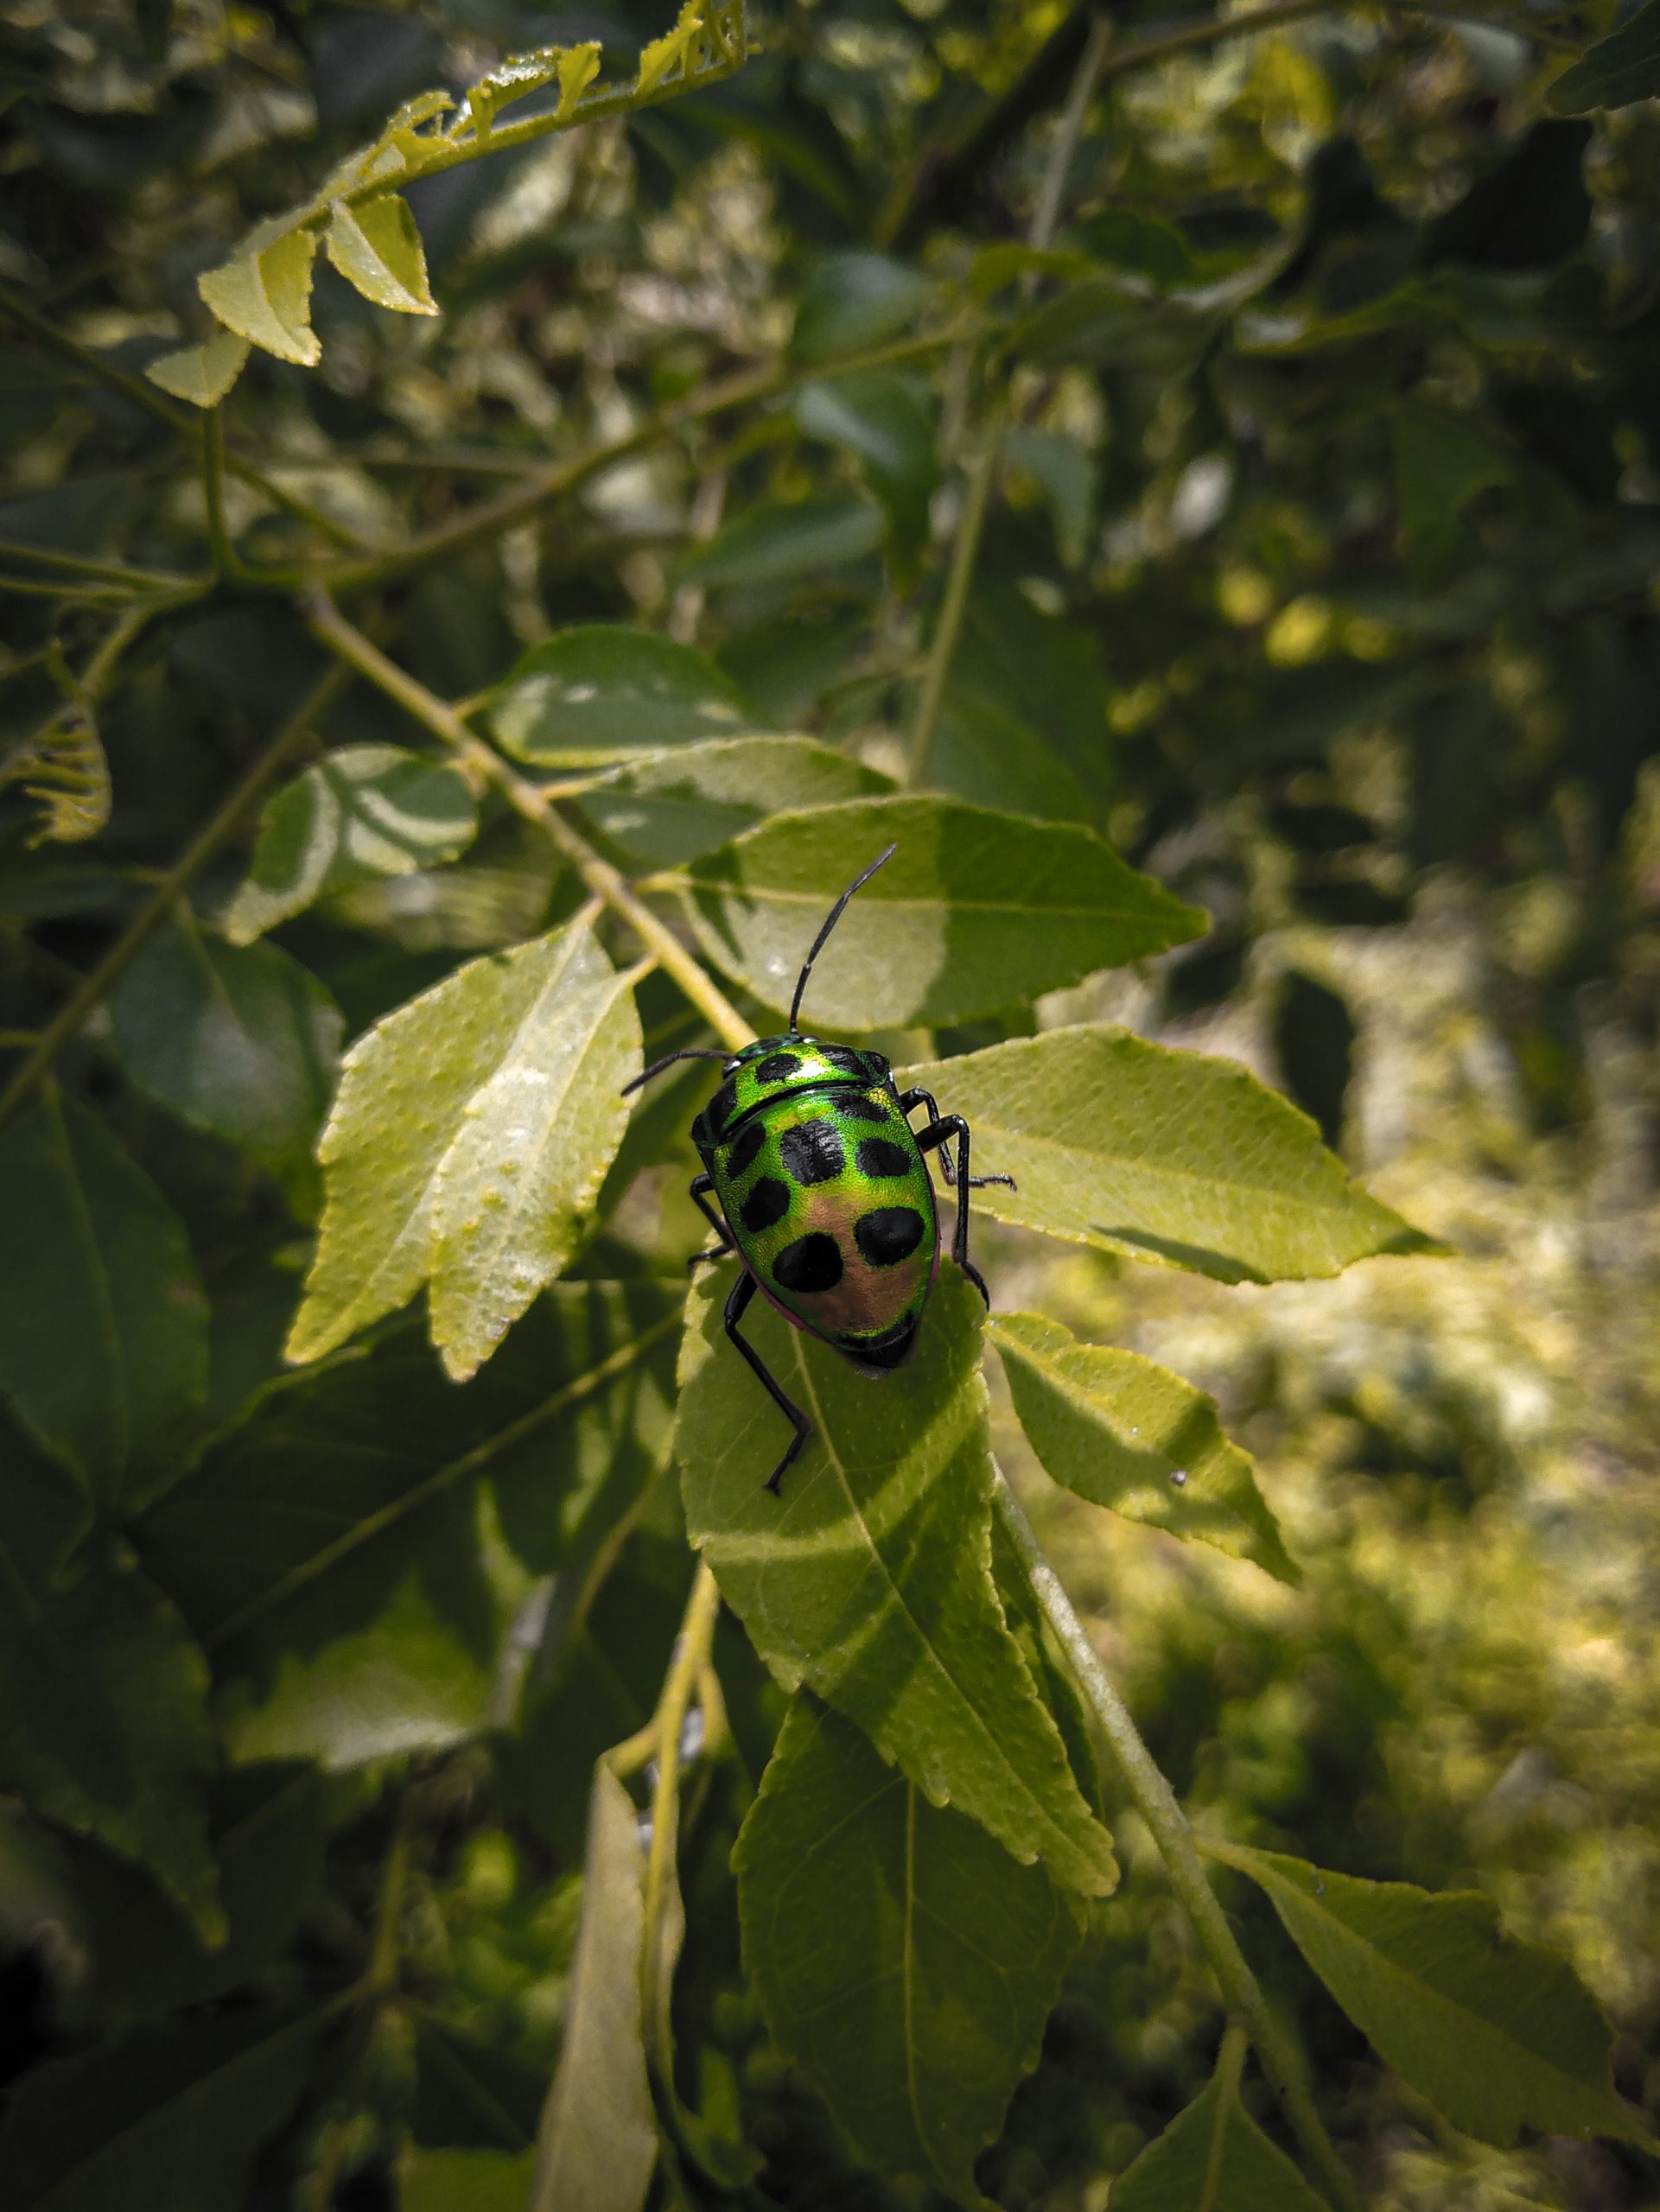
3, 0, 1660, 2204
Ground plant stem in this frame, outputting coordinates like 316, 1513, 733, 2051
302, 592, 754, 1052
0, 539, 198, 590
0, 663, 347, 1135
1029, 10, 1115, 254
201, 408, 245, 580
639, 1561, 722, 2064
989, 1473, 1365, 2212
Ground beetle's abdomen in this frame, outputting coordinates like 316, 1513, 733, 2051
709, 1086, 938, 1365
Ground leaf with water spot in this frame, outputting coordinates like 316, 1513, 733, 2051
198, 219, 321, 366
325, 194, 438, 315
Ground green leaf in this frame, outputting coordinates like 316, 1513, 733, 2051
676, 496, 887, 589
325, 194, 438, 315
636, 0, 726, 96
0, 2004, 331, 2212
1209, 1842, 1658, 2150
0, 705, 111, 847
735, 1695, 1084, 2208
1110, 2076, 1329, 2211
902, 1027, 1439, 1283
575, 735, 892, 869
671, 798, 1203, 1030
1011, 276, 1219, 372
0, 1092, 207, 1502
221, 744, 480, 944
989, 1313, 1298, 1583
677, 1267, 1118, 1897
1549, 0, 1660, 112
404, 2150, 534, 2212
1072, 207, 1197, 286
1390, 404, 1512, 587
109, 915, 342, 1175
198, 220, 322, 366
138, 1294, 665, 1767
792, 371, 938, 560
143, 324, 251, 408
286, 917, 640, 1379
793, 251, 934, 359
1002, 427, 1096, 571
489, 626, 760, 769
464, 41, 601, 137
528, 1763, 657, 2212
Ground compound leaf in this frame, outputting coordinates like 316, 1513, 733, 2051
990, 1313, 1297, 1583
1110, 2076, 1328, 2211
672, 799, 1204, 1030
677, 1267, 1117, 1897
490, 626, 760, 769
1210, 1842, 1657, 2150
325, 194, 437, 315
735, 1694, 1084, 2208
0, 1091, 206, 1503
198, 221, 321, 366
287, 917, 639, 1379
903, 1027, 1437, 1283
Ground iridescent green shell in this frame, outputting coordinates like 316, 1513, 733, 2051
692, 1034, 938, 1372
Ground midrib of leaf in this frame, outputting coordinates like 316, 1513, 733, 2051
1199, 2087, 1229, 2212
672, 876, 1175, 925
41, 1090, 129, 1472
787, 1344, 1097, 1878
902, 1779, 924, 2185
203, 1316, 673, 1649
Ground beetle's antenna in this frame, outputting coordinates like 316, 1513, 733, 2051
788, 842, 898, 1032
621, 1047, 729, 1096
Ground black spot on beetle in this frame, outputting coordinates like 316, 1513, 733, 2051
726, 1121, 766, 1177
773, 1232, 843, 1294
839, 1095, 887, 1122
705, 1079, 738, 1134
740, 1176, 790, 1234
755, 1051, 800, 1083
857, 1137, 912, 1179
823, 1046, 868, 1077
779, 1121, 844, 1185
855, 1206, 925, 1267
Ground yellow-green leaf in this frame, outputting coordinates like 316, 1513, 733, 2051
143, 324, 251, 408
637, 0, 711, 95
989, 1312, 1298, 1583
0, 706, 110, 847
325, 195, 437, 316
199, 221, 321, 366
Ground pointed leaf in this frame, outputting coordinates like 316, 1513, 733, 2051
793, 251, 934, 359
1110, 2076, 1329, 2211
903, 1027, 1438, 1283
637, 0, 712, 95
672, 799, 1204, 1030
736, 1695, 1084, 2207
990, 1313, 1297, 1582
1549, 0, 1660, 111
490, 626, 760, 769
1210, 1842, 1657, 2150
110, 915, 342, 1174
143, 324, 251, 407
0, 1092, 207, 1502
0, 705, 110, 846
676, 495, 887, 588
222, 743, 479, 944
287, 917, 639, 1377
792, 371, 938, 558
677, 1267, 1117, 1896
199, 221, 321, 366
326, 194, 438, 314
575, 735, 891, 869
528, 1764, 657, 2212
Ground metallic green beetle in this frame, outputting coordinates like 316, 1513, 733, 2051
624, 846, 1014, 1494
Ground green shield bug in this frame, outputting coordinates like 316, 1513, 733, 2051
624, 845, 1014, 1494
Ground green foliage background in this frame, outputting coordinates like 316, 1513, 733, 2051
3, 0, 1660, 2205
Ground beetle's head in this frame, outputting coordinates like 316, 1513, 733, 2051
690, 1035, 894, 1153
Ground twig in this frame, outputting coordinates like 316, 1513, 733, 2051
0, 540, 198, 591
639, 1562, 722, 2066
201, 408, 246, 581
302, 591, 754, 1052
0, 663, 348, 1135
990, 1473, 1365, 2212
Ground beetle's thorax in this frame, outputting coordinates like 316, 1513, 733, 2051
690, 1032, 894, 1155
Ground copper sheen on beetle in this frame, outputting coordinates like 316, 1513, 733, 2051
623, 845, 1014, 1494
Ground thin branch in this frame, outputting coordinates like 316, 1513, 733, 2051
0, 663, 348, 1135
302, 591, 754, 1052
640, 1561, 722, 2069
0, 540, 198, 590
990, 1473, 1365, 2212
201, 408, 246, 581
1030, 10, 1116, 254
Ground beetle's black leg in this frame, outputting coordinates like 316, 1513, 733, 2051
913, 1115, 1014, 1306
687, 1172, 735, 1270
724, 1271, 811, 1495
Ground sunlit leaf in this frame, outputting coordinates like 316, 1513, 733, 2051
736, 1694, 1084, 2207
903, 1027, 1439, 1283
198, 220, 321, 366
677, 1267, 1118, 1897
528, 1764, 657, 2212
221, 744, 480, 944
575, 735, 891, 869
989, 1313, 1298, 1583
463, 39, 601, 138
286, 916, 639, 1378
1110, 2075, 1329, 2211
325, 194, 437, 315
671, 798, 1203, 1030
676, 496, 887, 589
0, 1092, 206, 1502
1210, 1842, 1658, 2150
144, 324, 251, 407
490, 626, 760, 769
110, 915, 342, 1174
0, 705, 111, 847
